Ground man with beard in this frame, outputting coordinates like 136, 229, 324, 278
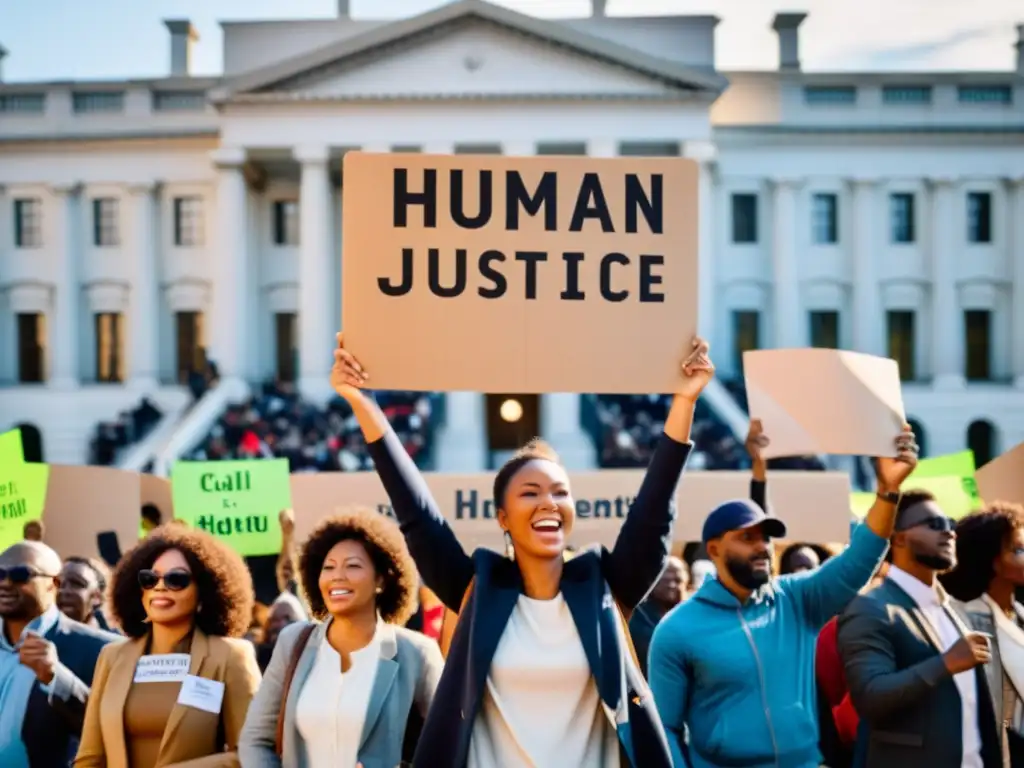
837, 490, 1002, 768
629, 556, 688, 677
648, 426, 919, 768
0, 541, 119, 766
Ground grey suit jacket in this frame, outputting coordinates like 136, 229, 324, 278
238, 619, 443, 768
837, 578, 1002, 768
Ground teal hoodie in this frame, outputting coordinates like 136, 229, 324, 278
649, 523, 887, 768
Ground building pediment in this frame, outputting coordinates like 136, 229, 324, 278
210, 0, 727, 104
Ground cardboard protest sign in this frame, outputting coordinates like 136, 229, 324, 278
0, 429, 48, 550
743, 349, 906, 458
290, 468, 851, 547
43, 465, 139, 560
341, 151, 699, 394
975, 440, 1024, 505
171, 459, 291, 556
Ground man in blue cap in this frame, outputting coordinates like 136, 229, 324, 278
649, 424, 920, 768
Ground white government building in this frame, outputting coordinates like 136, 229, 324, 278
1, 0, 1023, 473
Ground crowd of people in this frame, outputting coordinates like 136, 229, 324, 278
90, 398, 163, 466
4, 336, 1021, 768
185, 380, 439, 472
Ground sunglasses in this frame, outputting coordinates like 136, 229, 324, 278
901, 516, 956, 533
0, 565, 56, 585
138, 568, 192, 592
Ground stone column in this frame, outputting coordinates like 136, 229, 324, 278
209, 147, 249, 380
850, 178, 881, 355
294, 144, 333, 399
1010, 177, 1024, 387
49, 183, 82, 389
127, 182, 160, 390
685, 140, 717, 343
929, 177, 963, 388
772, 178, 802, 348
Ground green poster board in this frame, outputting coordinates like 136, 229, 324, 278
851, 475, 976, 521
0, 428, 48, 549
170, 459, 291, 556
908, 450, 980, 510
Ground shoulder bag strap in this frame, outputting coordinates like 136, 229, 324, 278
275, 622, 316, 757
438, 577, 476, 659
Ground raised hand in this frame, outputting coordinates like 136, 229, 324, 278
330, 332, 370, 402
875, 424, 920, 493
745, 419, 769, 462
678, 337, 715, 401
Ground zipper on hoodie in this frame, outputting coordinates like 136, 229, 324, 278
737, 608, 780, 768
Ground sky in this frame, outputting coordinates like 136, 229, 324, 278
0, 0, 1020, 82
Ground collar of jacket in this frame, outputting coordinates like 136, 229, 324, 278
692, 575, 779, 609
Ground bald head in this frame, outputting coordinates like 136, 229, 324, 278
1, 541, 62, 574
0, 541, 62, 622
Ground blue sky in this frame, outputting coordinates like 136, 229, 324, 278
1, 0, 1020, 81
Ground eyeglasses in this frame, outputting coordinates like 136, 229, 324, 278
0, 566, 56, 585
900, 516, 956, 533
138, 568, 192, 592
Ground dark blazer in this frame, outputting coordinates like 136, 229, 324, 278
366, 428, 692, 768
837, 577, 1002, 768
24, 611, 120, 767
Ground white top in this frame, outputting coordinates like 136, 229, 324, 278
295, 624, 381, 768
468, 593, 620, 768
888, 566, 983, 768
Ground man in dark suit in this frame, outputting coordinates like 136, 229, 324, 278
629, 556, 686, 677
838, 490, 1002, 768
0, 541, 120, 766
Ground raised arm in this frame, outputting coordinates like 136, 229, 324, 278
782, 427, 919, 627
746, 419, 767, 511
332, 334, 474, 611
605, 339, 712, 611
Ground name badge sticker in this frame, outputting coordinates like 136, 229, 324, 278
134, 654, 191, 683
177, 674, 225, 714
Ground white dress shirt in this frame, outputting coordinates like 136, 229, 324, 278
888, 566, 983, 768
295, 623, 381, 768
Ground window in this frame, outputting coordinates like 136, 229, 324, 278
453, 144, 502, 155
958, 85, 1012, 105
887, 310, 916, 380
811, 193, 838, 244
732, 311, 761, 374
731, 194, 758, 243
173, 197, 204, 247
94, 312, 124, 383
71, 91, 124, 113
809, 311, 840, 349
967, 192, 992, 244
272, 201, 299, 246
617, 142, 681, 156
390, 145, 422, 153
882, 86, 932, 105
152, 91, 205, 111
964, 310, 992, 381
967, 420, 997, 467
175, 312, 205, 384
890, 193, 915, 243
17, 313, 46, 383
92, 198, 120, 247
0, 93, 46, 114
803, 86, 857, 105
275, 313, 298, 383
536, 143, 587, 156
13, 198, 42, 248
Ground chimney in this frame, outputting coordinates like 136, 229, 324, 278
164, 19, 199, 78
0, 45, 7, 82
592, 0, 607, 18
337, 0, 350, 17
1016, 24, 1024, 76
772, 12, 808, 71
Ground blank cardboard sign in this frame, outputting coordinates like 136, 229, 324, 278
744, 349, 906, 459
43, 465, 141, 560
289, 468, 852, 549
341, 151, 699, 394
976, 440, 1024, 505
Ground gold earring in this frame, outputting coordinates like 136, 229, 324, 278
375, 587, 383, 594
504, 530, 515, 561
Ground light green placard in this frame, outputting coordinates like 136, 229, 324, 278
908, 450, 980, 509
0, 428, 24, 468
170, 459, 290, 556
850, 492, 875, 519
0, 462, 50, 550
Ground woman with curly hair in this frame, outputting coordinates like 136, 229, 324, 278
329, 333, 713, 768
74, 525, 261, 768
942, 501, 1024, 765
239, 508, 442, 768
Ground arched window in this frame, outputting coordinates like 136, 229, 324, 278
907, 418, 927, 458
16, 423, 44, 463
967, 419, 998, 467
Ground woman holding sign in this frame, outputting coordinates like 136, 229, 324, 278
74, 526, 261, 768
329, 332, 713, 768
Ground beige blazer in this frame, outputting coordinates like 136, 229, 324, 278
74, 630, 262, 768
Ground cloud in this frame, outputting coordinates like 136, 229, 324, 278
815, 24, 1012, 70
